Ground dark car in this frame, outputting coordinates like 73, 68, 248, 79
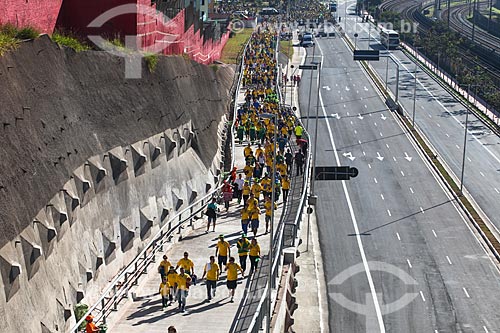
300, 34, 314, 47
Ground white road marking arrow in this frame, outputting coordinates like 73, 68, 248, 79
331, 113, 340, 119
381, 114, 387, 120
323, 86, 331, 91
343, 152, 356, 161
357, 113, 364, 120
345, 86, 350, 91
404, 152, 413, 162
376, 152, 384, 161
364, 86, 369, 91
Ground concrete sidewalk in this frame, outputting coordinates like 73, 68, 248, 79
106, 91, 285, 333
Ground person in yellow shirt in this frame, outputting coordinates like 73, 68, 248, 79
243, 163, 254, 179
250, 204, 260, 237
249, 238, 261, 275
242, 180, 251, 204
176, 267, 191, 312
215, 234, 231, 275
247, 192, 259, 212
202, 256, 220, 301
251, 180, 262, 201
282, 175, 290, 204
264, 196, 277, 234
166, 266, 178, 303
226, 256, 244, 302
260, 174, 272, 199
277, 162, 287, 177
240, 204, 250, 235
176, 252, 195, 279
159, 276, 170, 309
158, 255, 171, 279
244, 143, 253, 158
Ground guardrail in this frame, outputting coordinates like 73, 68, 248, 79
71, 36, 251, 333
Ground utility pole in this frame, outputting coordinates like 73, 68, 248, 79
472, 0, 477, 44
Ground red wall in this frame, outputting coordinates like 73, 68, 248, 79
56, 0, 137, 39
0, 0, 63, 34
1, 0, 229, 64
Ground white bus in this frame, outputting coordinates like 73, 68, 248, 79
380, 29, 400, 49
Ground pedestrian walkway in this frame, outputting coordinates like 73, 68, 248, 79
105, 140, 284, 332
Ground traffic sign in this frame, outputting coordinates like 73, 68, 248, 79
353, 50, 380, 61
299, 65, 318, 70
314, 166, 359, 180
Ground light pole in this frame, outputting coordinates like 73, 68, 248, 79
382, 55, 401, 104
459, 84, 478, 193
305, 44, 317, 133
260, 112, 277, 333
411, 46, 423, 127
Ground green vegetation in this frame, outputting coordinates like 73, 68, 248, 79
74, 303, 89, 330
0, 23, 40, 56
16, 27, 39, 40
220, 28, 253, 64
145, 53, 159, 73
279, 40, 294, 60
51, 32, 90, 52
210, 64, 219, 72
408, 21, 500, 111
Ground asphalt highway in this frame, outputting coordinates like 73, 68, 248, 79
297, 4, 500, 331
339, 0, 500, 237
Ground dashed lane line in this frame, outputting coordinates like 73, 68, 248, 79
406, 259, 412, 268
410, 187, 414, 194
463, 287, 471, 298
420, 291, 426, 302
432, 229, 438, 238
396, 232, 401, 241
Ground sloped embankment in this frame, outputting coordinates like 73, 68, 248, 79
0, 35, 234, 332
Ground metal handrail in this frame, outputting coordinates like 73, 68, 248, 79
70, 186, 221, 332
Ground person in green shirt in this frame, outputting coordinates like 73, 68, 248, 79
237, 234, 251, 273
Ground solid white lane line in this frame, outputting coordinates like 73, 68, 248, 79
406, 259, 412, 268
410, 187, 414, 194
432, 230, 438, 238
316, 46, 386, 332
387, 209, 392, 217
463, 287, 470, 298
420, 207, 424, 213
480, 172, 485, 177
420, 291, 426, 302
368, 164, 372, 169
396, 232, 401, 241
446, 256, 452, 265
374, 178, 378, 183
381, 194, 385, 200
401, 171, 405, 177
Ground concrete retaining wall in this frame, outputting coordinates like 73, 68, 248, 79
0, 36, 234, 333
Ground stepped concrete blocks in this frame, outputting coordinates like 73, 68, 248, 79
139, 205, 155, 241
149, 135, 164, 169
162, 132, 177, 161
101, 233, 117, 263
72, 167, 92, 207
76, 289, 85, 303
40, 322, 52, 333
206, 182, 212, 193
119, 215, 135, 253
61, 188, 80, 225
46, 203, 68, 241
156, 195, 171, 226
20, 229, 43, 280
33, 213, 57, 258
171, 188, 184, 211
86, 158, 108, 194
130, 143, 148, 177
108, 148, 129, 185
0, 243, 22, 302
